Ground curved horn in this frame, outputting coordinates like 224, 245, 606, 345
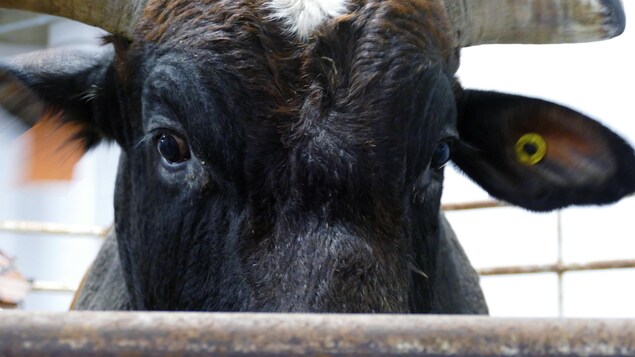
0, 0, 148, 39
444, 0, 626, 47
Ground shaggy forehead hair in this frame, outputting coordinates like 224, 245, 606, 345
134, 0, 455, 50
124, 0, 458, 119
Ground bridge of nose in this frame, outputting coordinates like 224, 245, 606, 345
243, 215, 411, 312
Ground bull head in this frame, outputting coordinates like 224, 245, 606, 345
0, 0, 633, 313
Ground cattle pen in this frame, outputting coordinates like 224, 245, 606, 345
1, 199, 635, 356
1, 1, 635, 353
2, 199, 635, 295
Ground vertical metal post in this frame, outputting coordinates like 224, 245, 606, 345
556, 210, 564, 318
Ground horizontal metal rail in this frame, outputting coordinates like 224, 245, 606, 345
23, 258, 635, 294
0, 312, 633, 356
17, 192, 629, 238
0, 201, 504, 237
479, 259, 635, 276
2, 197, 633, 296
2, 195, 632, 237
30, 280, 77, 293
0, 220, 109, 237
442, 200, 508, 211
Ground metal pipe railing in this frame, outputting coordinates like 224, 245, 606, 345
0, 311, 634, 356
0, 200, 509, 238
478, 258, 635, 276
22, 258, 635, 294
0, 220, 109, 237
30, 280, 77, 293
442, 200, 508, 211
2, 199, 634, 296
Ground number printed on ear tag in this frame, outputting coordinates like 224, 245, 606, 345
515, 133, 547, 166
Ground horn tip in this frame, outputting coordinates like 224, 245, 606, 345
602, 0, 626, 39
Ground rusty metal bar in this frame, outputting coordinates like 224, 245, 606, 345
30, 280, 77, 293
22, 259, 635, 295
2, 194, 631, 236
0, 312, 633, 356
0, 220, 109, 238
0, 201, 531, 238
442, 200, 507, 211
0, 200, 502, 238
478, 259, 635, 276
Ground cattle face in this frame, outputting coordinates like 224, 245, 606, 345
0, 0, 634, 313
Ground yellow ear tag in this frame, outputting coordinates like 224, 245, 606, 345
515, 133, 547, 166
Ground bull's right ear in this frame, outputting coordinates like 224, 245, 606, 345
0, 47, 120, 148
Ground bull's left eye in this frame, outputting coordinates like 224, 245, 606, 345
431, 142, 451, 169
157, 134, 191, 165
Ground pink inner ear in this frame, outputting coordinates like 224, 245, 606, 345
514, 106, 617, 185
543, 131, 615, 183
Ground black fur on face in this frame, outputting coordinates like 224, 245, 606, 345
108, 0, 460, 312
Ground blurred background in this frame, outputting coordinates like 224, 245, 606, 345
0, 4, 633, 316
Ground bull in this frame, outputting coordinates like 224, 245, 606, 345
0, 0, 633, 314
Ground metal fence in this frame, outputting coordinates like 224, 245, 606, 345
1, 200, 635, 356
2, 199, 634, 296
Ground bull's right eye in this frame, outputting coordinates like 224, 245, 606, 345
157, 134, 191, 165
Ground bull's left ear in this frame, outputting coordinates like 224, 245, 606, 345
0, 47, 120, 148
452, 90, 635, 212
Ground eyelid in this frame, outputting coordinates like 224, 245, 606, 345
441, 128, 459, 143
135, 127, 189, 151
145, 114, 186, 136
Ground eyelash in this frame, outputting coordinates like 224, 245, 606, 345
135, 132, 158, 150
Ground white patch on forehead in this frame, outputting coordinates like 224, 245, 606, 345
264, 0, 350, 40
